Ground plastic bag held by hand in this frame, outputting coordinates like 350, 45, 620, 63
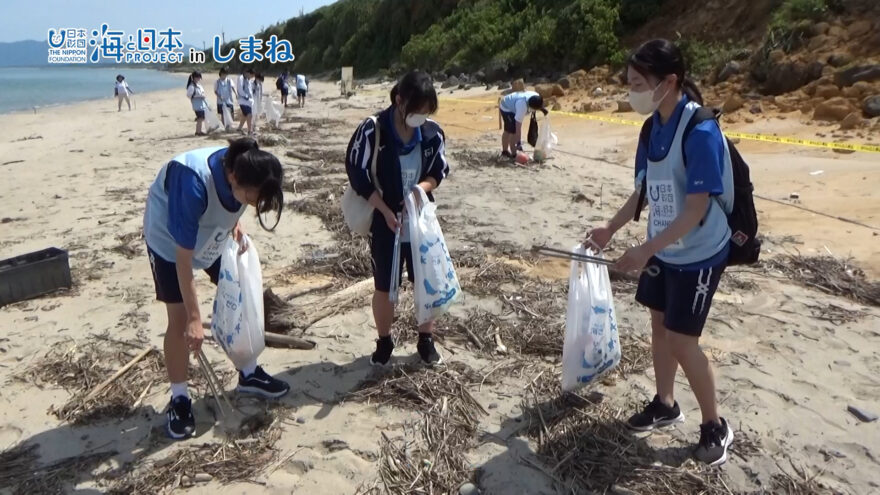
405, 186, 461, 324
534, 114, 558, 162
561, 245, 620, 391
211, 235, 265, 369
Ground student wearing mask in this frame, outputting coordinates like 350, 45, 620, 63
344, 70, 450, 367
586, 39, 735, 466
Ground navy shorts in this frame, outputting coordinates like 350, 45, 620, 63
370, 216, 415, 293
297, 88, 307, 97
635, 257, 726, 337
217, 103, 234, 119
194, 110, 205, 120
281, 88, 289, 96
147, 246, 220, 304
500, 110, 517, 133
240, 104, 252, 116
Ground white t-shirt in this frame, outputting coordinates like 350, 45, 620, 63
186, 83, 207, 110
237, 75, 253, 105
115, 81, 130, 96
499, 90, 539, 122
296, 74, 307, 90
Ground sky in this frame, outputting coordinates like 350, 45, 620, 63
0, 0, 336, 44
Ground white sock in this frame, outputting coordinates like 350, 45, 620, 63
239, 360, 258, 377
170, 382, 188, 399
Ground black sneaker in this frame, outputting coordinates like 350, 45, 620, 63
166, 396, 195, 439
370, 337, 394, 366
695, 417, 734, 466
417, 335, 443, 366
626, 395, 685, 431
236, 366, 290, 399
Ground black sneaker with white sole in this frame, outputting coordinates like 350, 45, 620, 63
694, 417, 734, 466
166, 395, 195, 439
417, 335, 443, 366
627, 395, 685, 431
236, 366, 290, 398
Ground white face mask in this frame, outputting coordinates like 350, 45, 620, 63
405, 113, 428, 128
629, 81, 670, 115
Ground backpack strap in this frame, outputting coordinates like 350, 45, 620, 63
681, 106, 722, 167
369, 116, 383, 197
633, 117, 653, 222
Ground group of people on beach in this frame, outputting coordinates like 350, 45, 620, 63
143, 38, 737, 467
116, 68, 308, 136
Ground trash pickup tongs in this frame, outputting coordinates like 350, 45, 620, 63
531, 245, 660, 277
195, 349, 238, 422
389, 213, 403, 305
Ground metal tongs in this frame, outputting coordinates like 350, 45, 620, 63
531, 245, 660, 277
196, 349, 249, 432
389, 212, 403, 305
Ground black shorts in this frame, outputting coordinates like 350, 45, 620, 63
500, 110, 517, 134
240, 104, 252, 116
370, 217, 415, 293
297, 88, 307, 97
635, 256, 726, 337
147, 245, 220, 304
217, 103, 234, 119
281, 88, 289, 96
194, 110, 205, 120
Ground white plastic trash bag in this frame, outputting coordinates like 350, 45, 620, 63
221, 104, 233, 129
534, 114, 558, 162
211, 235, 265, 369
264, 97, 283, 127
404, 186, 461, 324
561, 245, 620, 391
204, 107, 222, 132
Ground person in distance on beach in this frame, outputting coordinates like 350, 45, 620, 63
498, 89, 546, 159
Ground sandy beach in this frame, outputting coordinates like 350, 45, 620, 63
0, 76, 878, 494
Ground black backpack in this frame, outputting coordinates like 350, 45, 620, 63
634, 107, 761, 266
275, 77, 284, 90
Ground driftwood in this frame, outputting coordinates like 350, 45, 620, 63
265, 331, 316, 350
268, 278, 374, 332
285, 149, 317, 161
82, 347, 154, 402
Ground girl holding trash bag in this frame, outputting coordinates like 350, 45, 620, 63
186, 71, 209, 136
586, 39, 735, 466
344, 70, 450, 367
143, 137, 289, 439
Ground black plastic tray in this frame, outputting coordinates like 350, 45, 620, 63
0, 247, 72, 306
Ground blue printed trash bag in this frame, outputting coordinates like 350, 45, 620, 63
561, 245, 620, 391
404, 186, 461, 324
211, 235, 265, 369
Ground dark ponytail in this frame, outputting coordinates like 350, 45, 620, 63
628, 39, 703, 105
224, 137, 285, 231
186, 70, 202, 89
681, 78, 703, 106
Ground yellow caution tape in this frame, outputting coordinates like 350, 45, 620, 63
443, 97, 880, 153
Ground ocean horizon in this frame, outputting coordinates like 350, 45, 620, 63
0, 66, 185, 114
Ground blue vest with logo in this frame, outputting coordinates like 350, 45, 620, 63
144, 147, 246, 269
